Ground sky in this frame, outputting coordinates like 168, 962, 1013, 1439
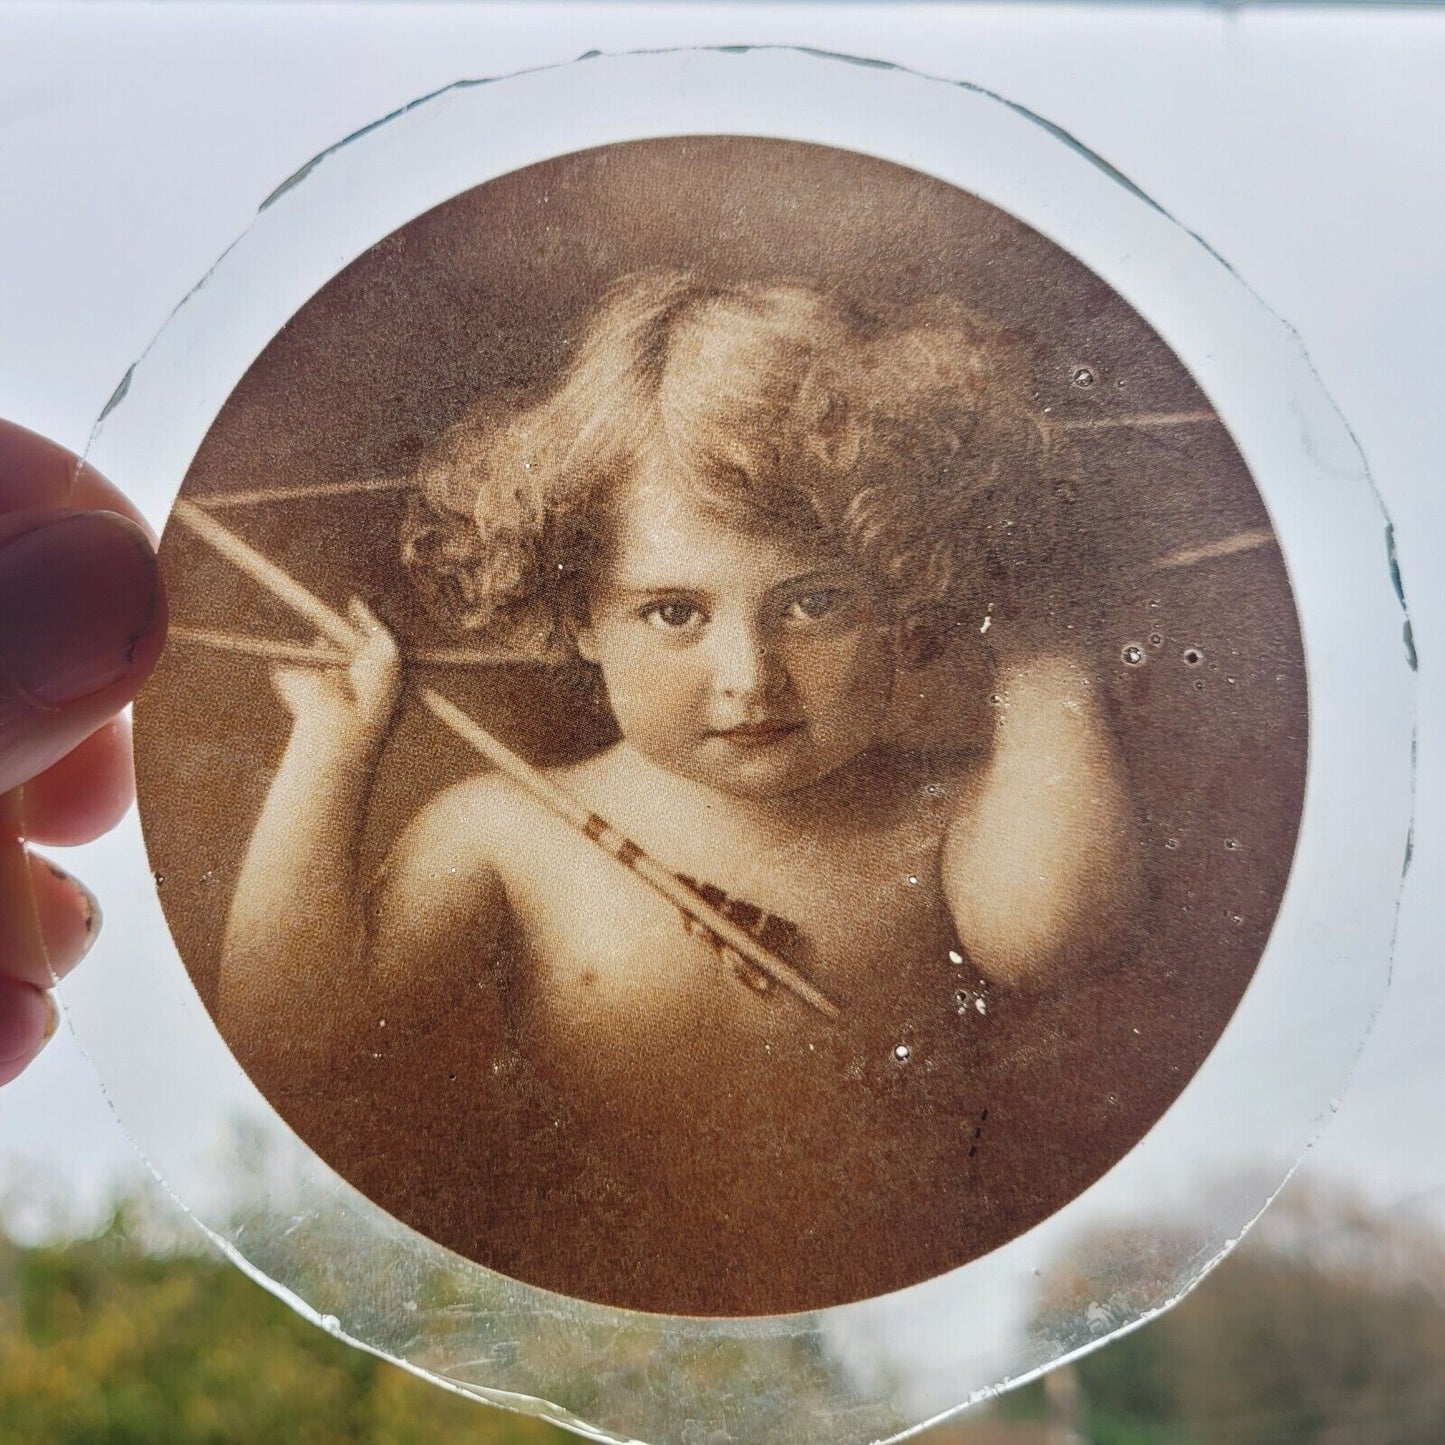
1, 2, 1443, 1436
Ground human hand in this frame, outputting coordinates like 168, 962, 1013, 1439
0, 420, 168, 1086
270, 598, 401, 750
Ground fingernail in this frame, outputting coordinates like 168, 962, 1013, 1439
45, 857, 101, 932
31, 855, 102, 981
0, 510, 161, 708
0, 976, 53, 1070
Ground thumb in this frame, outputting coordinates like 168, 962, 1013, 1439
0, 509, 167, 796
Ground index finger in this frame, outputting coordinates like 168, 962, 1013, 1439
0, 419, 155, 540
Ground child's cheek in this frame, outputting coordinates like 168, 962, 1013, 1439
796, 630, 888, 697
604, 638, 711, 748
798, 633, 895, 746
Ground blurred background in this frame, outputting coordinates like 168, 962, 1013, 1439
6, 1165, 1444, 1444
3, 3, 1443, 1441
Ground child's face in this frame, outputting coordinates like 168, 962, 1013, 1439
576, 471, 896, 800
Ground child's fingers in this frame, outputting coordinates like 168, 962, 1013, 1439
268, 605, 399, 733
345, 598, 402, 718
346, 598, 400, 671
14, 717, 135, 847
353, 625, 399, 677
270, 665, 344, 720
347, 597, 384, 635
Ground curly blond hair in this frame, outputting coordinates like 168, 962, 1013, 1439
402, 270, 1047, 663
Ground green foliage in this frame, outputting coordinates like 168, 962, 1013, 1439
1015, 1183, 1445, 1445
0, 1202, 567, 1445
1077, 1416, 1190, 1445
5, 1177, 1445, 1445
1160, 1244, 1445, 1445
990, 1378, 1046, 1420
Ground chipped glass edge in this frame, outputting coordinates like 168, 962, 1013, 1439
58, 46, 1414, 1445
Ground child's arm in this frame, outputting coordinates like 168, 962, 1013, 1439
218, 600, 400, 1069
218, 603, 510, 1077
941, 654, 1142, 990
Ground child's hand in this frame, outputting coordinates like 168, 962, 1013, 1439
0, 420, 168, 1086
270, 599, 401, 748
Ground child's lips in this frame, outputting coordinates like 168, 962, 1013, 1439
709, 719, 805, 747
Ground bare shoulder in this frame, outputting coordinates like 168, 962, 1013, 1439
392, 747, 632, 880
368, 771, 536, 986
375, 772, 531, 924
394, 770, 544, 864
541, 744, 655, 826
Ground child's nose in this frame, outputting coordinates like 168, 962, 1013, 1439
712, 620, 786, 702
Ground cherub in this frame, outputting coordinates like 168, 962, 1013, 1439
217, 272, 1140, 1312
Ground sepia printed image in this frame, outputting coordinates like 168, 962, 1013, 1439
135, 138, 1308, 1317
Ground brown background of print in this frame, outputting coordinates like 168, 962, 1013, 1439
135, 139, 1307, 1315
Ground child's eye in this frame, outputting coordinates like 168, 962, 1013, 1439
785, 587, 847, 622
641, 600, 705, 630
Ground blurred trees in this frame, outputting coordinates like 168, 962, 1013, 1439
0, 1193, 564, 1445
2, 1175, 1444, 1443
994, 1182, 1445, 1445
